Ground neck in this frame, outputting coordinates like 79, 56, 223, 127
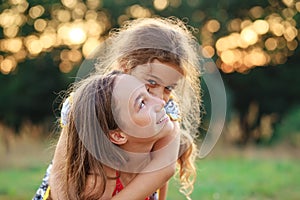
120, 139, 155, 153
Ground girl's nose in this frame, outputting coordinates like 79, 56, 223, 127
152, 95, 166, 112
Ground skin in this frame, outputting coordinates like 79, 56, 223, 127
112, 61, 183, 200
83, 75, 180, 200
112, 74, 174, 140
49, 60, 183, 200
130, 59, 183, 103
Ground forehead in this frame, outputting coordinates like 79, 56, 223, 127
130, 60, 184, 85
113, 74, 145, 100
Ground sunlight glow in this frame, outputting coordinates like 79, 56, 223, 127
68, 27, 86, 44
241, 28, 258, 45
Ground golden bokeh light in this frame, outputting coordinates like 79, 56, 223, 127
57, 9, 72, 22
60, 49, 69, 61
206, 19, 220, 33
241, 28, 258, 45
202, 45, 215, 58
0, 56, 17, 74
86, 19, 105, 37
240, 20, 252, 29
283, 26, 298, 41
296, 2, 300, 12
86, 0, 102, 10
59, 60, 73, 73
29, 5, 45, 19
68, 26, 86, 44
34, 19, 47, 32
10, 0, 25, 5
228, 18, 242, 32
0, 0, 299, 75
253, 20, 269, 35
13, 49, 27, 61
82, 37, 100, 58
216, 37, 229, 52
221, 50, 239, 65
265, 38, 277, 50
287, 40, 298, 51
72, 3, 87, 20
249, 6, 264, 19
2, 38, 23, 53
0, 9, 16, 28
62, 0, 78, 9
40, 33, 57, 49
129, 5, 151, 18
154, 0, 169, 11
68, 49, 82, 63
282, 0, 294, 7
4, 25, 19, 38
16, 1, 29, 13
118, 14, 130, 25
25, 35, 43, 55
282, 8, 297, 19
85, 10, 98, 20
169, 0, 181, 8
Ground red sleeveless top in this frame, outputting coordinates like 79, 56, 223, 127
112, 171, 150, 200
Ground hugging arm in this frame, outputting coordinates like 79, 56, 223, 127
111, 122, 180, 200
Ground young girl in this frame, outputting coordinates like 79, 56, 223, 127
50, 70, 180, 199
34, 17, 201, 200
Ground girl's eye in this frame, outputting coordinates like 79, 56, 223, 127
139, 100, 145, 109
147, 79, 157, 86
165, 86, 174, 92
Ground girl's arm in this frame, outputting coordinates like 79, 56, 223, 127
112, 122, 180, 200
49, 128, 69, 199
157, 182, 168, 200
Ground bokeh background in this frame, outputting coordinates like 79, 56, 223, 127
0, 0, 299, 199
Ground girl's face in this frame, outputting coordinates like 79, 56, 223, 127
130, 60, 183, 103
112, 74, 174, 140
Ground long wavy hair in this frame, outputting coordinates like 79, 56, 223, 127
63, 71, 124, 200
93, 17, 202, 199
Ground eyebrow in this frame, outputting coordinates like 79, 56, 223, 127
147, 74, 178, 87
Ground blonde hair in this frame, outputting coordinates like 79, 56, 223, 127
92, 17, 202, 198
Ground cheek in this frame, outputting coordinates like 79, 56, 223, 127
133, 110, 154, 127
163, 93, 171, 102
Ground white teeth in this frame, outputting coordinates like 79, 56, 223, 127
158, 115, 167, 123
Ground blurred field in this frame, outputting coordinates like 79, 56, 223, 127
0, 130, 299, 200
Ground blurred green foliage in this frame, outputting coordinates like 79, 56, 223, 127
274, 105, 300, 146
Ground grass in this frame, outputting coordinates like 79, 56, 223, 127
0, 133, 299, 200
168, 157, 300, 200
0, 156, 299, 200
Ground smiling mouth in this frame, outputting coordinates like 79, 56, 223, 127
157, 114, 169, 124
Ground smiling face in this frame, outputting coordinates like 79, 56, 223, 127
112, 74, 174, 140
130, 60, 184, 103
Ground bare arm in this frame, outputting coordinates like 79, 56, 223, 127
49, 128, 68, 199
158, 182, 168, 200
112, 123, 180, 200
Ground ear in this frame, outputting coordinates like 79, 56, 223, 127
109, 129, 128, 145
